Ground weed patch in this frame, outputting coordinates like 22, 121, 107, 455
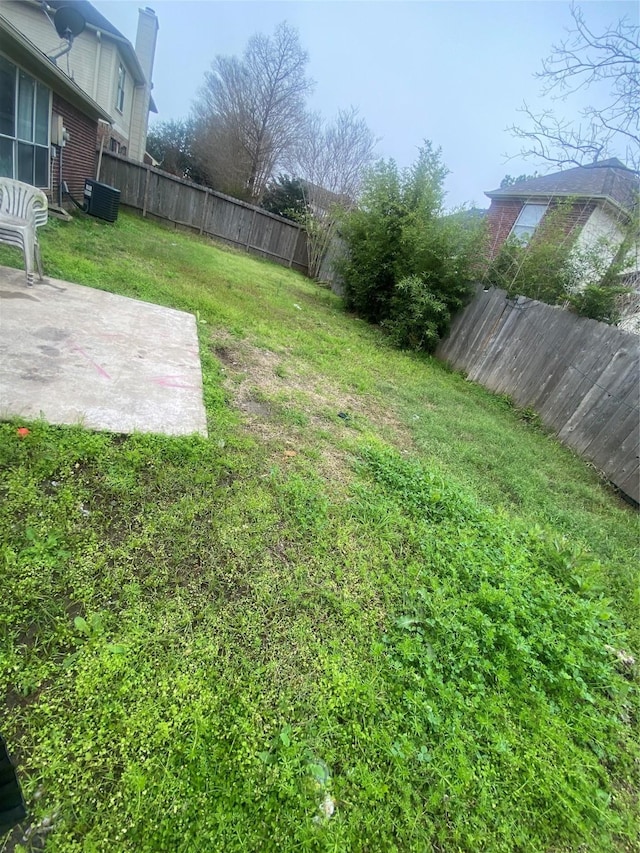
0, 212, 637, 851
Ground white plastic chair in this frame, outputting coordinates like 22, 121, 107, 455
0, 178, 48, 285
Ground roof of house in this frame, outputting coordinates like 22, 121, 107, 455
0, 13, 112, 122
485, 159, 639, 214
46, 0, 126, 41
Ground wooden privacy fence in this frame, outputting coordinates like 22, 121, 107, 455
436, 287, 640, 504
98, 152, 309, 274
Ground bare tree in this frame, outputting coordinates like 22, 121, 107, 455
192, 22, 314, 201
510, 3, 639, 169
293, 107, 377, 279
191, 115, 253, 198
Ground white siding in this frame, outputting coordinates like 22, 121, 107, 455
570, 205, 628, 289
619, 238, 639, 276
127, 86, 147, 161
0, 3, 61, 55
2, 3, 99, 104
575, 206, 638, 276
574, 205, 626, 265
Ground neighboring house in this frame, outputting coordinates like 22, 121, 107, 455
485, 159, 640, 332
0, 13, 111, 202
0, 0, 157, 201
301, 180, 351, 218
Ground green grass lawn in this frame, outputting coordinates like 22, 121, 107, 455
1, 211, 638, 852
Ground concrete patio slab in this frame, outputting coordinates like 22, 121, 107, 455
0, 266, 207, 436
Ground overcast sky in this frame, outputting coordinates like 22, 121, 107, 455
92, 0, 638, 209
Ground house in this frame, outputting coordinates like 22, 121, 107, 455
301, 180, 352, 218
0, 0, 157, 203
484, 159, 640, 331
0, 13, 111, 203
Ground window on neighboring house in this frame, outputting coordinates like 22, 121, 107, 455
509, 203, 548, 243
116, 63, 126, 112
0, 55, 50, 188
110, 137, 119, 153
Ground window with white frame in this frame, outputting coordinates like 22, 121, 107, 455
509, 203, 548, 243
116, 63, 126, 112
0, 55, 50, 188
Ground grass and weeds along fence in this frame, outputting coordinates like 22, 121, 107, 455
99, 152, 309, 274
94, 157, 639, 500
437, 286, 640, 503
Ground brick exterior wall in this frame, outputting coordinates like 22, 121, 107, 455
51, 94, 99, 205
486, 197, 598, 259
97, 122, 130, 158
485, 199, 523, 258
551, 199, 596, 237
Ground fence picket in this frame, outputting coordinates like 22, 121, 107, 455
437, 287, 640, 503
99, 152, 310, 276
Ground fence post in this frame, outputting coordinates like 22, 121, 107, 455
246, 209, 257, 249
289, 225, 302, 268
200, 190, 209, 235
142, 166, 151, 218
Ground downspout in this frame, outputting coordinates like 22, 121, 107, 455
96, 133, 105, 181
58, 144, 63, 207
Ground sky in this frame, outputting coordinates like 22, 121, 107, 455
92, 0, 638, 209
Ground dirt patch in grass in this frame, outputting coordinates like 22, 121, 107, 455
211, 330, 414, 480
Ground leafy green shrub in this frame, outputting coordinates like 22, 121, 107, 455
485, 200, 632, 323
337, 142, 486, 350
566, 279, 631, 323
383, 275, 449, 350
486, 233, 577, 305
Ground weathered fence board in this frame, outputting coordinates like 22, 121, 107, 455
437, 287, 640, 503
98, 152, 309, 275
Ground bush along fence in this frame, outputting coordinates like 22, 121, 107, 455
436, 286, 640, 504
98, 152, 309, 274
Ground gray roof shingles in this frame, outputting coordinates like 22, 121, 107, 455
486, 159, 639, 212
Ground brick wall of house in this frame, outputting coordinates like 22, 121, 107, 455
51, 94, 99, 205
552, 200, 596, 237
485, 199, 523, 258
97, 122, 130, 159
486, 197, 598, 259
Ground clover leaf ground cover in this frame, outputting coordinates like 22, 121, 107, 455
0, 212, 638, 852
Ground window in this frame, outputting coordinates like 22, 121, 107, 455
509, 203, 547, 243
0, 55, 50, 187
116, 63, 126, 112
